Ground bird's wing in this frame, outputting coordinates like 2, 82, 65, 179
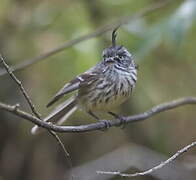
46, 71, 98, 107
46, 78, 79, 107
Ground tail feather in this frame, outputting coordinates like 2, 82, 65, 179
31, 96, 77, 134
57, 106, 77, 125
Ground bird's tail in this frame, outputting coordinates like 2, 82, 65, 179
31, 96, 77, 135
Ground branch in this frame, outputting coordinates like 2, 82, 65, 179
97, 141, 196, 177
0, 97, 195, 133
0, 54, 72, 172
0, 0, 175, 76
0, 54, 41, 118
72, 142, 195, 180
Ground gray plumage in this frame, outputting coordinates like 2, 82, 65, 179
31, 29, 137, 134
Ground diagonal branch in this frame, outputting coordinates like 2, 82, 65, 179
0, 0, 175, 76
0, 54, 72, 169
0, 54, 41, 118
97, 141, 196, 177
0, 97, 195, 133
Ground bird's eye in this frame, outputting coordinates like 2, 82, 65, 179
118, 52, 125, 59
118, 53, 124, 59
103, 54, 107, 59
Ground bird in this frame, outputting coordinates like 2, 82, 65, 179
31, 27, 137, 134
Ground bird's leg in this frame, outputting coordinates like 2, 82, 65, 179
88, 111, 111, 129
108, 111, 126, 128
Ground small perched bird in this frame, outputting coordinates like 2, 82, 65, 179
31, 27, 137, 134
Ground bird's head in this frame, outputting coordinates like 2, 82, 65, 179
102, 27, 133, 65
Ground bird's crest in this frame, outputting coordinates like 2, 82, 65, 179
112, 26, 120, 47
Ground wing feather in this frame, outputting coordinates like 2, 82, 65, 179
46, 71, 98, 107
47, 78, 80, 107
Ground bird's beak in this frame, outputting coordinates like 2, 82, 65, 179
105, 57, 115, 63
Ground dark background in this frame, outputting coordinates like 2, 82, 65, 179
0, 0, 195, 179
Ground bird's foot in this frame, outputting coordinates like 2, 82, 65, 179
88, 111, 111, 131
99, 120, 111, 130
108, 112, 127, 128
118, 116, 127, 129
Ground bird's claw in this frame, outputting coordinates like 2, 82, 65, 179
118, 116, 127, 129
100, 120, 111, 131
108, 112, 127, 128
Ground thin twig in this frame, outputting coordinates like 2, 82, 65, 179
0, 97, 195, 133
0, 0, 175, 76
0, 54, 41, 118
47, 130, 73, 176
47, 130, 69, 156
97, 141, 196, 177
0, 54, 72, 173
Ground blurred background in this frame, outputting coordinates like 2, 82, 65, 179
0, 0, 196, 179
